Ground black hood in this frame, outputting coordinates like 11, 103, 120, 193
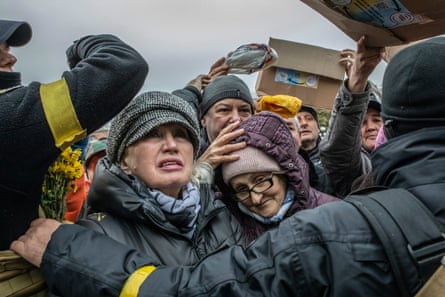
372, 126, 445, 226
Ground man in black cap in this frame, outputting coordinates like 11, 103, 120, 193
172, 60, 254, 172
296, 104, 335, 194
0, 20, 32, 81
0, 19, 148, 249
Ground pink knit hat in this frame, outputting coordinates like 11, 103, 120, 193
222, 146, 281, 184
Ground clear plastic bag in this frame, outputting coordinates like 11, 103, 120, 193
226, 43, 278, 75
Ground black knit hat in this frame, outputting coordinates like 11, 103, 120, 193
200, 75, 253, 118
368, 93, 381, 112
299, 105, 319, 126
382, 37, 445, 138
0, 20, 32, 46
368, 82, 382, 112
107, 91, 200, 164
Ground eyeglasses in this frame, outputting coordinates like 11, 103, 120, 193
232, 172, 284, 203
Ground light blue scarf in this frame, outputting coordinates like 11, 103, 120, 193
238, 187, 295, 224
148, 182, 201, 239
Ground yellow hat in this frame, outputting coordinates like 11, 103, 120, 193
257, 95, 302, 118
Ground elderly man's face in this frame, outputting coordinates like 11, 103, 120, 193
201, 98, 252, 142
297, 111, 319, 151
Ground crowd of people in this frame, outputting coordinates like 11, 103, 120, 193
2, 17, 445, 297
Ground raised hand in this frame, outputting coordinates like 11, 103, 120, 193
342, 36, 384, 93
198, 121, 246, 170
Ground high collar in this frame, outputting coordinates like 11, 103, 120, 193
0, 71, 22, 92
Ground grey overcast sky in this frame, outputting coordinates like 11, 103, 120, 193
2, 0, 386, 97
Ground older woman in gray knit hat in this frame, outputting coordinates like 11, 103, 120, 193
77, 91, 246, 266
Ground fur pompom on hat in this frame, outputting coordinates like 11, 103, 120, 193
382, 36, 445, 138
200, 75, 253, 118
222, 146, 281, 184
257, 94, 302, 118
107, 91, 200, 164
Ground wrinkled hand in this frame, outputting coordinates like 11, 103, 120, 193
10, 218, 61, 267
253, 97, 262, 113
188, 57, 230, 91
201, 57, 230, 88
339, 49, 356, 78
198, 121, 246, 170
187, 74, 211, 91
342, 36, 384, 93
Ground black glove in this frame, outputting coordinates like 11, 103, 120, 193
66, 35, 93, 69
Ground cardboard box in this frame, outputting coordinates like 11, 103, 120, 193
301, 0, 445, 47
383, 39, 426, 62
255, 37, 344, 110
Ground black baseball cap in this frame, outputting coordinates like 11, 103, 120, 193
0, 19, 32, 47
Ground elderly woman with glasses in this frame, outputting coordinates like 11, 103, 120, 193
221, 111, 339, 242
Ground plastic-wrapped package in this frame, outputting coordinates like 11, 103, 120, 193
226, 43, 278, 74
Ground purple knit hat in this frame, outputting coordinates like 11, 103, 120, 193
222, 111, 310, 200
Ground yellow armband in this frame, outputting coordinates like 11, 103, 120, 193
119, 265, 156, 297
40, 78, 86, 150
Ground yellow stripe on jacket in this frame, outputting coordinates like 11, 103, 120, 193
40, 78, 86, 150
120, 266, 157, 297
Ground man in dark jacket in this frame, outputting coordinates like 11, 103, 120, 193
297, 104, 335, 195
11, 36, 445, 297
0, 19, 148, 249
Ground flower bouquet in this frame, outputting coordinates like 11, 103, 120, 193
40, 146, 83, 221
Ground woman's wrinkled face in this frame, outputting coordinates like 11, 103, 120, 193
361, 107, 383, 152
230, 172, 287, 218
121, 123, 194, 198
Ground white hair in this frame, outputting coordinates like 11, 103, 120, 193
191, 161, 214, 186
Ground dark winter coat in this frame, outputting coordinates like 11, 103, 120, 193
77, 157, 246, 265
39, 126, 445, 297
0, 34, 148, 249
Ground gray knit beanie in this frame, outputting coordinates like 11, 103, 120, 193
107, 91, 200, 164
222, 146, 281, 184
200, 75, 254, 118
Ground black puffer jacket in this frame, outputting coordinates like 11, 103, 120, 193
77, 157, 246, 265
0, 34, 148, 249
40, 127, 445, 297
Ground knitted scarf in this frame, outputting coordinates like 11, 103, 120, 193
149, 182, 201, 239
